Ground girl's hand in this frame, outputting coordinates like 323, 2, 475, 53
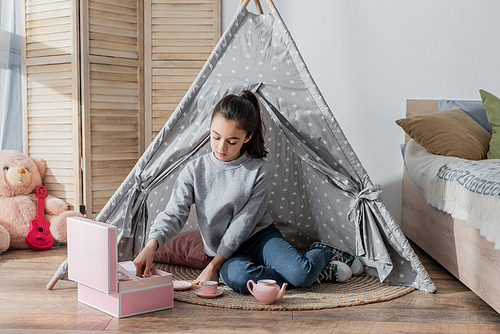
133, 239, 158, 278
191, 253, 226, 285
191, 265, 219, 285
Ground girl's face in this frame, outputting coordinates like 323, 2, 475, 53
210, 116, 252, 162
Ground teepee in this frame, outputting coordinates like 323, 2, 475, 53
54, 0, 435, 292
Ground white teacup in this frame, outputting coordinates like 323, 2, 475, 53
200, 281, 218, 294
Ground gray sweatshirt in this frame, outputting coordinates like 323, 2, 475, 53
148, 151, 273, 259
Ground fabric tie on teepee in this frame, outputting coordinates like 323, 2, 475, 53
347, 182, 382, 257
122, 181, 149, 238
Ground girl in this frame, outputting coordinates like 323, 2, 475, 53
134, 90, 363, 293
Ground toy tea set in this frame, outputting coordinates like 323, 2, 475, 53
67, 217, 287, 319
175, 278, 287, 305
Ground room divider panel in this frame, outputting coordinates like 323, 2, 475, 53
20, 0, 81, 212
79, 0, 144, 217
145, 0, 220, 141
20, 0, 220, 217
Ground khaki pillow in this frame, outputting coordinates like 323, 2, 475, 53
396, 108, 491, 160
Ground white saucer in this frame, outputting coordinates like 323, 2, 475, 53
173, 281, 192, 291
195, 289, 223, 298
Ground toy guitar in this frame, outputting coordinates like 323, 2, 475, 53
25, 185, 54, 250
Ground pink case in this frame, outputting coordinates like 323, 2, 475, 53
67, 217, 173, 318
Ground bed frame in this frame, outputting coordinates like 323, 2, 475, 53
401, 99, 500, 314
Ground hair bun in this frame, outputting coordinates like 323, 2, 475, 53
238, 90, 253, 99
238, 90, 259, 111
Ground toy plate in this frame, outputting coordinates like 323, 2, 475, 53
173, 281, 192, 291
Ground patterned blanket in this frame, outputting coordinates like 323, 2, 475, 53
405, 140, 500, 250
436, 160, 500, 197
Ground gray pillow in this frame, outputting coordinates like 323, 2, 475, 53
438, 100, 492, 134
400, 143, 406, 160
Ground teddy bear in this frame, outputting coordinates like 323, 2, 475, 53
0, 150, 82, 254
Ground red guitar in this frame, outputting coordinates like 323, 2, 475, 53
25, 186, 54, 251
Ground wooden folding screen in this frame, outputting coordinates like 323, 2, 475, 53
80, 0, 144, 217
20, 0, 81, 211
21, 0, 220, 217
144, 0, 220, 141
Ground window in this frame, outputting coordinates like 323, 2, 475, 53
0, 0, 22, 151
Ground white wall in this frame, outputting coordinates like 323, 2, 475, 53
221, 0, 500, 224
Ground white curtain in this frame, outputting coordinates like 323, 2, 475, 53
0, 0, 22, 152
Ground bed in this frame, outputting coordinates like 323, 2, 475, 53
400, 99, 500, 314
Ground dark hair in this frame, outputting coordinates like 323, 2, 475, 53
211, 90, 267, 158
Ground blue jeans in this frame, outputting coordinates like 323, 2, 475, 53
219, 225, 331, 294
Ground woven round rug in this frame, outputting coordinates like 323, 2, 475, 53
152, 263, 415, 311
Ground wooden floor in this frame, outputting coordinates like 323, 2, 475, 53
1, 242, 499, 334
